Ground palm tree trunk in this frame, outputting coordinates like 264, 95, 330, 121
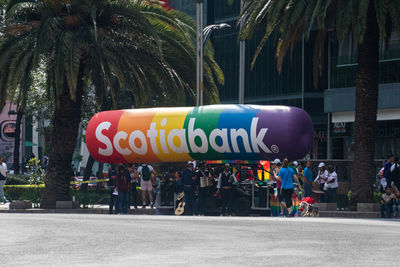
13, 108, 23, 174
40, 73, 84, 208
81, 155, 95, 193
351, 1, 379, 203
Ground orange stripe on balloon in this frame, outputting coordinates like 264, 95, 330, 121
117, 109, 160, 163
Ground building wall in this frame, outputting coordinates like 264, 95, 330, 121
0, 102, 20, 165
326, 33, 400, 160
209, 0, 328, 159
173, 0, 400, 160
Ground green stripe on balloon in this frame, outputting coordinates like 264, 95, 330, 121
183, 106, 225, 160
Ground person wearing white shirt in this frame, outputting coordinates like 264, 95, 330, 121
324, 166, 338, 203
314, 162, 328, 189
216, 164, 237, 216
0, 156, 8, 204
136, 164, 156, 208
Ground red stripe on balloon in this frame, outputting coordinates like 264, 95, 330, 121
86, 110, 127, 164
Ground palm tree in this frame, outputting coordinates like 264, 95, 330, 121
238, 0, 400, 203
0, 0, 223, 208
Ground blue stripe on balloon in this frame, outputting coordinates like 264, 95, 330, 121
217, 105, 259, 160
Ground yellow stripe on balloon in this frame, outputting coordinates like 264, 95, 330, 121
151, 108, 193, 162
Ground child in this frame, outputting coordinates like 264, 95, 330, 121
380, 186, 397, 218
391, 185, 400, 218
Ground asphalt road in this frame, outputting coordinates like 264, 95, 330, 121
1, 214, 398, 267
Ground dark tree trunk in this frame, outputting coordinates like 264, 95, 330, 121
351, 1, 379, 203
40, 72, 84, 209
81, 98, 110, 193
96, 162, 104, 192
13, 109, 23, 174
81, 155, 95, 193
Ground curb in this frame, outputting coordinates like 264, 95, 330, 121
319, 211, 380, 218
0, 208, 156, 215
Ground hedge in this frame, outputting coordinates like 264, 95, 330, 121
5, 187, 145, 207
5, 174, 30, 185
5, 187, 43, 203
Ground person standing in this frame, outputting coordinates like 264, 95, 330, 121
137, 163, 156, 208
0, 156, 8, 204
390, 157, 400, 189
314, 163, 328, 188
128, 164, 138, 209
182, 161, 197, 215
196, 162, 209, 216
302, 161, 314, 198
107, 165, 118, 214
277, 159, 297, 216
325, 166, 339, 203
289, 161, 298, 175
383, 155, 394, 187
269, 159, 282, 216
271, 159, 282, 197
115, 165, 130, 215
216, 164, 237, 216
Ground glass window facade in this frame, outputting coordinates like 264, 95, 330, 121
214, 0, 240, 21
330, 32, 400, 88
213, 21, 239, 100
331, 120, 400, 160
169, 0, 196, 18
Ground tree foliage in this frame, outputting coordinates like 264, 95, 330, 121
238, 0, 400, 87
0, 0, 224, 207
0, 0, 223, 112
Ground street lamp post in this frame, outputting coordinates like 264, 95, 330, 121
196, 0, 203, 107
196, 1, 230, 106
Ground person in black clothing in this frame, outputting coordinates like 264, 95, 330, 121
128, 164, 138, 209
216, 164, 238, 216
115, 165, 131, 215
161, 170, 176, 206
175, 171, 183, 193
391, 157, 400, 189
107, 165, 118, 214
195, 162, 209, 216
182, 161, 197, 215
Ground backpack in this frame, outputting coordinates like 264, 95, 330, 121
141, 165, 151, 181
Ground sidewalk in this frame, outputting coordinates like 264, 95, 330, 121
0, 202, 157, 215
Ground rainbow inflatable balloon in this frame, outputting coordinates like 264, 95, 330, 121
86, 105, 314, 163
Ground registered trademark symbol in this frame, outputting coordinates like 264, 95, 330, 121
271, 145, 279, 153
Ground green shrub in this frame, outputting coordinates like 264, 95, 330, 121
5, 186, 145, 207
373, 192, 383, 204
72, 189, 110, 207
72, 188, 144, 206
4, 187, 44, 203
5, 174, 30, 185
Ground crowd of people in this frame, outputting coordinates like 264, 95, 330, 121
378, 155, 400, 218
106, 163, 157, 215
106, 161, 241, 216
104, 159, 342, 217
269, 159, 338, 216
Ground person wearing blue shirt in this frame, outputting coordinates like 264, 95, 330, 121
277, 159, 297, 216
302, 161, 314, 198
